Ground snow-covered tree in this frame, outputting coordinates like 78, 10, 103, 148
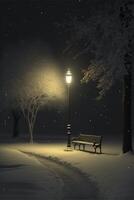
63, 0, 134, 153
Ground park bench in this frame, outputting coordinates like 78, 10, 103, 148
72, 134, 103, 154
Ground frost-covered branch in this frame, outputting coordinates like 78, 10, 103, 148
62, 0, 134, 98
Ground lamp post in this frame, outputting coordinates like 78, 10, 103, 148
65, 68, 72, 150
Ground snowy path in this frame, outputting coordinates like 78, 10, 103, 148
0, 148, 64, 200
0, 147, 100, 200
1, 143, 134, 200
22, 151, 100, 200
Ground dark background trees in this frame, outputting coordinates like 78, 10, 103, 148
61, 0, 134, 153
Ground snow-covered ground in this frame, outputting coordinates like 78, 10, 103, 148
0, 141, 134, 200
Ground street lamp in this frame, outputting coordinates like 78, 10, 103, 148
65, 68, 72, 150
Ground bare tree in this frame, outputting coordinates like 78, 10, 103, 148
62, 0, 134, 153
18, 90, 48, 143
12, 66, 65, 143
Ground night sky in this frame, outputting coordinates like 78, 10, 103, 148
0, 0, 126, 140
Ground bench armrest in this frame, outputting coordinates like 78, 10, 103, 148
93, 143, 100, 147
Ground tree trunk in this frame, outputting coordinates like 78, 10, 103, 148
12, 110, 21, 138
29, 130, 33, 143
28, 123, 34, 143
122, 72, 133, 153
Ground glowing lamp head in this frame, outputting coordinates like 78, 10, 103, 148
65, 69, 72, 84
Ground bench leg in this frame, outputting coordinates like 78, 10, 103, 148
83, 144, 85, 151
94, 146, 97, 153
79, 144, 81, 150
100, 146, 102, 154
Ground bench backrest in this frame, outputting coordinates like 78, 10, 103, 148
78, 134, 102, 144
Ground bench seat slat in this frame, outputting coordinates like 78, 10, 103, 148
72, 141, 94, 145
